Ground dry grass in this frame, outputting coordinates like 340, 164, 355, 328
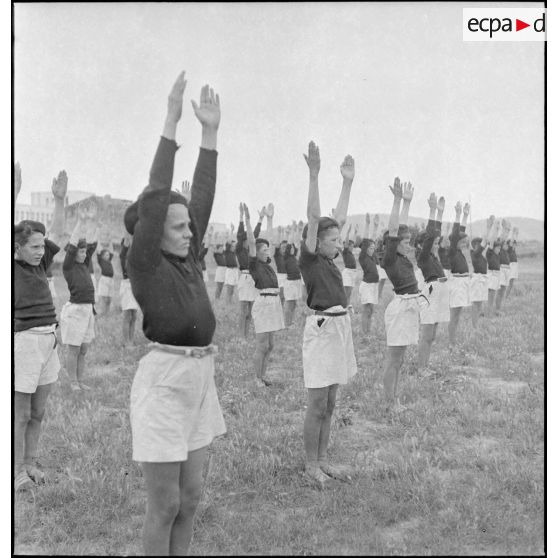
14, 256, 544, 555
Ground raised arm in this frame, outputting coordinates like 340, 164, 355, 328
189, 84, 221, 251
461, 203, 470, 230
333, 155, 355, 229
64, 203, 87, 271
266, 203, 275, 245
418, 193, 438, 265
387, 177, 403, 237
344, 223, 352, 244
128, 73, 186, 271
399, 182, 414, 226
363, 213, 371, 240
243, 203, 257, 258
48, 170, 67, 246
304, 141, 321, 253
449, 202, 462, 253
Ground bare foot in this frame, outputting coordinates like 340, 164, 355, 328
303, 464, 330, 489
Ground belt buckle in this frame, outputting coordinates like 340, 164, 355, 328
190, 348, 205, 359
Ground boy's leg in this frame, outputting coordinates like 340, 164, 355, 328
226, 284, 234, 304
66, 345, 81, 387
495, 286, 506, 311
378, 279, 386, 300
505, 278, 515, 299
141, 461, 182, 556
14, 392, 32, 475
254, 333, 268, 383
215, 282, 223, 300
76, 343, 90, 387
24, 384, 53, 474
129, 310, 138, 341
418, 324, 435, 368
448, 307, 462, 345
383, 346, 406, 405
170, 447, 207, 556
304, 387, 330, 484
285, 300, 296, 326
487, 289, 495, 316
361, 304, 372, 333
261, 333, 274, 385
317, 384, 351, 481
471, 301, 482, 328
122, 310, 132, 343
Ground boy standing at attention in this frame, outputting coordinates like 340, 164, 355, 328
125, 73, 225, 556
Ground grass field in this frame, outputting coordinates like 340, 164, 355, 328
14, 257, 544, 556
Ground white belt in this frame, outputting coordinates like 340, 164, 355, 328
500, 264, 510, 268
25, 324, 57, 334
148, 342, 218, 358
240, 270, 250, 274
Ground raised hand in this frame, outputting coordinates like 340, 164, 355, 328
365, 213, 371, 226
239, 203, 244, 220
242, 203, 251, 221
267, 203, 274, 218
181, 180, 191, 203
340, 155, 355, 181
487, 215, 495, 229
354, 223, 359, 234
303, 141, 320, 176
51, 170, 68, 200
258, 206, 267, 220
167, 71, 187, 123
463, 203, 470, 217
428, 192, 437, 209
402, 182, 414, 202
437, 196, 445, 212
14, 162, 22, 200
298, 220, 305, 231
191, 84, 220, 130
230, 223, 235, 233
389, 177, 402, 199
373, 214, 380, 227
455, 201, 462, 215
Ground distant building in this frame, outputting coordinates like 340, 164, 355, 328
14, 190, 94, 226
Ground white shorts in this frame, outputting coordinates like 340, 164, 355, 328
47, 277, 57, 300
342, 268, 357, 288
449, 276, 471, 308
238, 272, 258, 302
97, 275, 114, 298
60, 302, 95, 345
509, 261, 519, 280
14, 325, 60, 393
120, 278, 139, 311
130, 346, 226, 462
252, 291, 285, 333
359, 281, 379, 305
203, 269, 209, 283
284, 279, 303, 301
303, 306, 357, 388
91, 273, 96, 295
277, 273, 288, 290
385, 294, 425, 346
420, 280, 450, 325
470, 273, 489, 302
488, 269, 500, 290
215, 266, 226, 283
225, 267, 239, 286
499, 266, 510, 287
378, 267, 388, 281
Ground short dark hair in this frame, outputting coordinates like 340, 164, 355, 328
256, 238, 269, 248
14, 221, 45, 249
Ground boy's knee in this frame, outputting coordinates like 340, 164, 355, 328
15, 407, 31, 426
79, 344, 88, 356
152, 494, 181, 525
179, 483, 203, 515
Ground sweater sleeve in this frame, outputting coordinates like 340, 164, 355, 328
189, 148, 217, 258
418, 220, 438, 265
63, 243, 78, 272
383, 237, 399, 268
85, 242, 98, 268
448, 222, 460, 259
128, 137, 178, 272
253, 221, 262, 240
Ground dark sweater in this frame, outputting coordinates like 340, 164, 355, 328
249, 256, 279, 289
14, 239, 60, 332
63, 242, 97, 303
417, 220, 445, 282
470, 244, 487, 274
359, 239, 379, 283
235, 221, 261, 270
97, 252, 114, 277
449, 222, 469, 274
342, 247, 357, 269
127, 137, 217, 346
274, 248, 287, 274
383, 237, 419, 295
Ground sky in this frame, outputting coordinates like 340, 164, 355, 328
13, 2, 544, 224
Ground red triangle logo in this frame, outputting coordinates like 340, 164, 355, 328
516, 19, 530, 31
